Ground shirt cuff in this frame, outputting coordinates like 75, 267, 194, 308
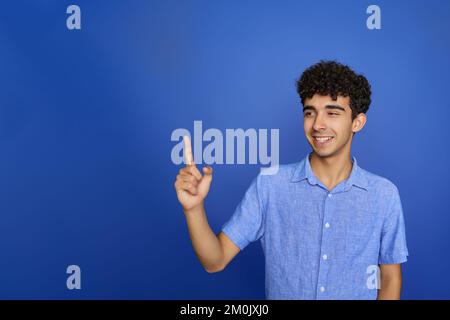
379, 254, 408, 265
222, 224, 250, 251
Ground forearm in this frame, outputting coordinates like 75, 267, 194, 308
377, 275, 402, 300
184, 204, 224, 272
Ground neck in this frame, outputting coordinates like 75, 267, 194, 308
309, 150, 353, 191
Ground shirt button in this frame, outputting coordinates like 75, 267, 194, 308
325, 222, 330, 229
328, 193, 332, 198
322, 254, 328, 260
320, 286, 325, 292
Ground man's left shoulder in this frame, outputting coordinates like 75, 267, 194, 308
359, 167, 400, 196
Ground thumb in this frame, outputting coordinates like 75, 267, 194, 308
197, 165, 213, 196
202, 165, 213, 176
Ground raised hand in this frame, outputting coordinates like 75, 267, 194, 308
174, 136, 213, 212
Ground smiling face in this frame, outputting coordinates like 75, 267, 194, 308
303, 94, 366, 159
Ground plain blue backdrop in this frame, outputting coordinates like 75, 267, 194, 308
0, 0, 449, 299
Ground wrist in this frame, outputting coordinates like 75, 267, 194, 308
183, 203, 205, 216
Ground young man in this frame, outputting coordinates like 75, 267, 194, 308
174, 61, 408, 300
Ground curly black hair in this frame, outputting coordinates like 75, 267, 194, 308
296, 60, 371, 120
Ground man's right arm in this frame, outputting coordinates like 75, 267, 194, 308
174, 136, 240, 273
184, 205, 240, 273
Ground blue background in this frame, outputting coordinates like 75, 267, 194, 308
0, 0, 449, 299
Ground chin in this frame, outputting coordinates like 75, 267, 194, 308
313, 150, 335, 158
309, 144, 337, 158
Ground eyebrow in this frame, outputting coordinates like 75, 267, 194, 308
303, 105, 346, 112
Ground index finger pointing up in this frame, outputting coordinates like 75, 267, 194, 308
183, 135, 194, 166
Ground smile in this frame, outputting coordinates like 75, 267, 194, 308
312, 136, 334, 145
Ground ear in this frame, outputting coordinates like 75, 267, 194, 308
352, 113, 367, 133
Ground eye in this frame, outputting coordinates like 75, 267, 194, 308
304, 112, 313, 117
328, 112, 339, 116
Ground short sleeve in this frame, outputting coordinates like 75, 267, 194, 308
378, 186, 409, 264
221, 174, 265, 250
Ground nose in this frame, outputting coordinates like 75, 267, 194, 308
312, 113, 327, 131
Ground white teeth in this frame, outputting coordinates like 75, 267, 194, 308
314, 137, 333, 142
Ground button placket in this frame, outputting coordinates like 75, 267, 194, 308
317, 191, 334, 298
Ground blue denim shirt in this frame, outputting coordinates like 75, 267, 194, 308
222, 153, 409, 300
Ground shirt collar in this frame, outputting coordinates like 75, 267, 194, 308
291, 153, 368, 191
